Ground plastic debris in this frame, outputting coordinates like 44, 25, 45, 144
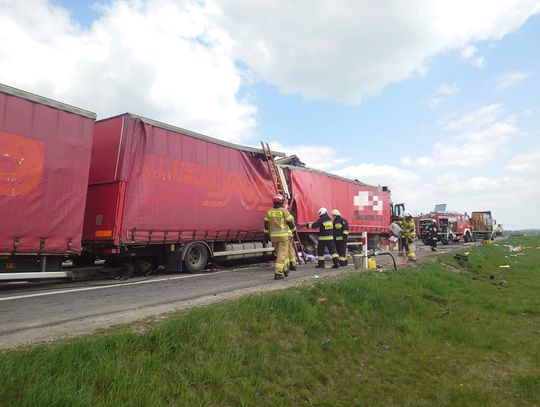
499, 265, 510, 268
317, 296, 327, 304
313, 274, 320, 279
320, 338, 333, 347
382, 343, 390, 350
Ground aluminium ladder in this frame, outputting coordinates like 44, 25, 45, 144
261, 142, 307, 264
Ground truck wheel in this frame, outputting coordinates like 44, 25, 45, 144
184, 243, 208, 273
464, 232, 471, 243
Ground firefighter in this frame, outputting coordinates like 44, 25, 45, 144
287, 228, 297, 272
305, 207, 340, 269
264, 194, 296, 279
397, 211, 416, 261
331, 209, 349, 266
427, 221, 438, 251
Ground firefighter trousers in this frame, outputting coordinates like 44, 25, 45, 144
317, 239, 339, 267
272, 238, 289, 275
402, 238, 416, 261
287, 240, 297, 268
335, 238, 348, 266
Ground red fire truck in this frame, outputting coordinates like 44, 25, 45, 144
417, 211, 473, 245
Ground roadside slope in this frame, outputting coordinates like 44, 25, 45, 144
0, 237, 539, 406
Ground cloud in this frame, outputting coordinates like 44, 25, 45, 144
0, 0, 257, 143
268, 141, 352, 171
334, 163, 419, 186
429, 83, 459, 108
505, 150, 540, 173
460, 44, 485, 67
209, 0, 540, 103
402, 104, 519, 168
495, 71, 532, 90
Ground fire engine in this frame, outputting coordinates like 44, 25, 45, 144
417, 211, 473, 245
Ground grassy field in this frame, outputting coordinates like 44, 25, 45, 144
1, 237, 539, 406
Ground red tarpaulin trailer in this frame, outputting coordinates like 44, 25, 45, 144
284, 166, 392, 236
0, 83, 96, 276
82, 113, 277, 272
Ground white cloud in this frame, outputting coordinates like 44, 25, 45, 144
461, 45, 477, 59
0, 0, 257, 142
437, 103, 504, 131
268, 141, 352, 171
334, 163, 419, 187
402, 104, 519, 168
460, 44, 486, 67
429, 83, 459, 107
209, 0, 540, 102
495, 71, 532, 90
505, 151, 540, 173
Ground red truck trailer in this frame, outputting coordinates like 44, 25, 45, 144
82, 113, 279, 273
0, 83, 96, 280
282, 165, 393, 249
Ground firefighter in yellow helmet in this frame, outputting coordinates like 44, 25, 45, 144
397, 211, 416, 261
264, 194, 296, 279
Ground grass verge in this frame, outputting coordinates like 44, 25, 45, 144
1, 237, 539, 406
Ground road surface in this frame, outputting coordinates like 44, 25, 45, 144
0, 243, 471, 348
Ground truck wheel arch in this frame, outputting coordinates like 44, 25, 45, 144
181, 241, 213, 273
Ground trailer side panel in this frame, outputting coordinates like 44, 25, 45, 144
0, 86, 95, 255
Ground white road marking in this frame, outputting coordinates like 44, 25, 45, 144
0, 269, 243, 302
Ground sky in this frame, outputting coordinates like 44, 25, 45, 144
1, 0, 539, 229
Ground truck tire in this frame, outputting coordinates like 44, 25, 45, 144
464, 232, 471, 243
183, 242, 208, 273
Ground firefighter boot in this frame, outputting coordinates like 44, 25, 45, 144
316, 259, 326, 268
332, 258, 340, 269
289, 264, 296, 271
274, 273, 285, 280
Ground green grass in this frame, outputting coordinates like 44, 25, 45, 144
1, 237, 539, 406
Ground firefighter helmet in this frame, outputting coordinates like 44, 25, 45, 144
403, 211, 412, 218
272, 194, 285, 203
318, 207, 327, 216
331, 209, 341, 216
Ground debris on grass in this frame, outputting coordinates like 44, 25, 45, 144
499, 265, 511, 268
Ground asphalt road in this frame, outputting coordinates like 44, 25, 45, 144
0, 242, 471, 349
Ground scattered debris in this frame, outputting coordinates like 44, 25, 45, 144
313, 274, 320, 279
320, 338, 333, 347
317, 296, 327, 304
505, 245, 523, 252
499, 265, 510, 268
382, 343, 390, 350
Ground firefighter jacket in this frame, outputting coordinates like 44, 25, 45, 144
264, 206, 296, 242
333, 216, 349, 241
308, 214, 334, 241
397, 218, 416, 241
428, 224, 438, 241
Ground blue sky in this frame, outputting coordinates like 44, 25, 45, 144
2, 1, 540, 228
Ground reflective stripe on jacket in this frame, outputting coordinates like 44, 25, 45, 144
333, 216, 349, 240
308, 214, 334, 240
264, 207, 295, 239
